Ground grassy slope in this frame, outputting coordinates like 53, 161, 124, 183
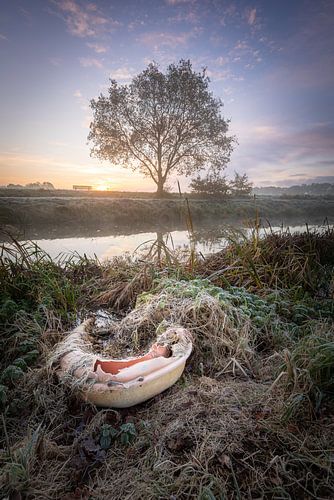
1, 195, 334, 240
0, 228, 333, 499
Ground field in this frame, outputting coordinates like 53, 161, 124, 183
1, 225, 334, 498
1, 193, 334, 239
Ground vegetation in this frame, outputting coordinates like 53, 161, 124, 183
190, 171, 230, 198
5, 182, 55, 190
229, 172, 253, 197
88, 60, 235, 197
190, 171, 252, 198
2, 196, 334, 241
0, 226, 333, 498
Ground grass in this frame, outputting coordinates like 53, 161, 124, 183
0, 225, 333, 498
1, 195, 334, 241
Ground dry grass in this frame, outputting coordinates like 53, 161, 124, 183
96, 279, 257, 378
199, 226, 334, 292
1, 228, 334, 499
2, 369, 334, 499
2, 195, 334, 240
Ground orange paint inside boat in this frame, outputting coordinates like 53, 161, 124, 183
93, 344, 171, 375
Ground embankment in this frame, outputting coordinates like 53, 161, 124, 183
0, 196, 333, 239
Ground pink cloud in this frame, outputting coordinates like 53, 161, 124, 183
166, 0, 193, 5
168, 10, 199, 24
54, 0, 119, 37
138, 31, 193, 49
86, 42, 107, 53
110, 67, 134, 81
79, 57, 103, 68
247, 8, 257, 26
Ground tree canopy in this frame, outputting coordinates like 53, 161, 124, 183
190, 172, 230, 198
190, 171, 253, 198
230, 172, 253, 197
88, 60, 235, 196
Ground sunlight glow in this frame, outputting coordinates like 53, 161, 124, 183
94, 183, 111, 191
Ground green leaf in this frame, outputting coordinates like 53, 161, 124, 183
13, 358, 28, 371
1, 365, 25, 383
119, 422, 137, 445
22, 350, 39, 364
99, 424, 118, 450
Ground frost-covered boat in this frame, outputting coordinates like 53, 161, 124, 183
55, 319, 192, 408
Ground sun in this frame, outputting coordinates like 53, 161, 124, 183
94, 183, 111, 191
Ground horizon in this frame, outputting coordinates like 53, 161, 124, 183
1, 0, 333, 190
2, 179, 334, 192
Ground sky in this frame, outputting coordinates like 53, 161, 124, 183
0, 0, 333, 191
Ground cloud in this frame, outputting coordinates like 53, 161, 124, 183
79, 57, 103, 68
247, 8, 257, 26
220, 3, 237, 26
81, 114, 92, 129
138, 30, 195, 49
86, 3, 98, 11
19, 7, 33, 23
215, 56, 228, 66
0, 152, 150, 190
263, 175, 334, 187
206, 68, 229, 82
48, 140, 69, 147
128, 19, 146, 31
268, 1, 334, 89
86, 42, 107, 53
48, 57, 62, 66
110, 67, 134, 81
227, 39, 263, 71
234, 40, 249, 50
73, 89, 89, 113
166, 0, 193, 5
252, 125, 281, 139
230, 122, 334, 186
53, 0, 119, 38
168, 10, 199, 24
0, 33, 8, 40
0, 152, 86, 170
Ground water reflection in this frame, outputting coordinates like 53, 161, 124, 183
18, 223, 324, 261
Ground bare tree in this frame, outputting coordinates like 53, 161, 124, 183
88, 60, 235, 196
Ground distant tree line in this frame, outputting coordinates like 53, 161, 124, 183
190, 171, 252, 198
253, 183, 334, 197
6, 181, 55, 190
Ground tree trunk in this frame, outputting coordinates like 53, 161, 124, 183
156, 178, 164, 197
156, 140, 164, 197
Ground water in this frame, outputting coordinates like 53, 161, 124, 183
18, 224, 324, 261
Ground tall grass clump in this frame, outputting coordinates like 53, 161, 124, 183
200, 225, 334, 294
0, 233, 102, 415
275, 325, 334, 420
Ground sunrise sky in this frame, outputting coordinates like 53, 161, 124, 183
0, 0, 333, 190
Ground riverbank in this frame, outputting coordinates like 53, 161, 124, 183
1, 228, 333, 498
1, 196, 333, 240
